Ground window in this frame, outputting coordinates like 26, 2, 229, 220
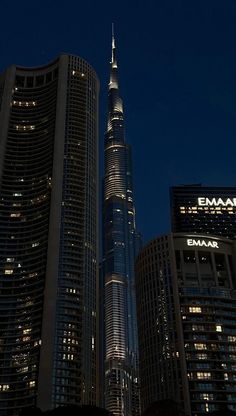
200, 393, 214, 401
194, 343, 207, 350
197, 383, 213, 390
228, 336, 236, 342
197, 372, 211, 380
0, 385, 9, 391
197, 353, 208, 360
189, 306, 202, 313
192, 325, 204, 331
4, 269, 13, 275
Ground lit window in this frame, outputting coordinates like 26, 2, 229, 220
23, 336, 30, 342
197, 372, 211, 380
192, 325, 204, 331
0, 384, 9, 391
194, 343, 207, 350
12, 100, 36, 107
28, 272, 37, 277
33, 339, 42, 346
216, 325, 222, 332
189, 307, 202, 313
31, 242, 39, 247
200, 393, 213, 401
29, 380, 35, 388
228, 336, 236, 342
15, 125, 35, 131
16, 366, 28, 373
197, 353, 208, 359
63, 353, 74, 360
4, 269, 13, 275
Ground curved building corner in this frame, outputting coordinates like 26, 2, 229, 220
0, 55, 99, 414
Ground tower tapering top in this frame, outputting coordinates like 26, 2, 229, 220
111, 23, 117, 69
112, 23, 115, 50
109, 23, 119, 90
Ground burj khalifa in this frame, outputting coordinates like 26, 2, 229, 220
102, 27, 141, 416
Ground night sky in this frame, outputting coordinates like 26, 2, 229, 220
1, 0, 236, 243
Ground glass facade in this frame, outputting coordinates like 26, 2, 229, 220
0, 55, 99, 414
102, 31, 141, 416
135, 234, 236, 416
0, 63, 59, 415
181, 287, 236, 414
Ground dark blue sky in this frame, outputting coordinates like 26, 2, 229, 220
1, 0, 236, 242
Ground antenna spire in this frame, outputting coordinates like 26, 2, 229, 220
112, 22, 114, 40
109, 23, 118, 89
111, 23, 116, 63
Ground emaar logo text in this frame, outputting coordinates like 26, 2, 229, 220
198, 197, 236, 207
187, 239, 219, 249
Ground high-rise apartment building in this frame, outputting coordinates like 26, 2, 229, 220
0, 55, 99, 415
102, 30, 141, 416
136, 233, 236, 416
171, 185, 236, 238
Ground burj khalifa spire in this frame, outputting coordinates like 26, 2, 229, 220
102, 25, 141, 416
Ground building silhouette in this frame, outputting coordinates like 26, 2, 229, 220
0, 55, 99, 414
102, 28, 141, 416
136, 233, 236, 415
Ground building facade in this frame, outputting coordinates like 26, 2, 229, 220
171, 184, 236, 238
0, 55, 99, 414
136, 233, 236, 415
102, 30, 141, 415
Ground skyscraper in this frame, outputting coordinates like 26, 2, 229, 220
171, 184, 236, 238
0, 55, 99, 415
136, 233, 236, 415
102, 28, 141, 416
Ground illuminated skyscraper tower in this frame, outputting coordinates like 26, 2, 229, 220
102, 27, 141, 416
0, 55, 99, 414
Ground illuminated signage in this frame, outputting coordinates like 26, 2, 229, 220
198, 197, 236, 207
187, 239, 219, 249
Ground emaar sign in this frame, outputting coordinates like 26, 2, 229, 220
187, 239, 219, 249
198, 197, 236, 207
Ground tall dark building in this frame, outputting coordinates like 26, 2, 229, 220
171, 185, 236, 238
0, 55, 99, 414
102, 29, 141, 416
136, 233, 236, 415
